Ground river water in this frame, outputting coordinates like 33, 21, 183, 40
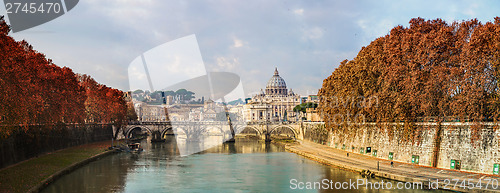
41, 136, 442, 193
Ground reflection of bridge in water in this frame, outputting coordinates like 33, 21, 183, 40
119, 121, 303, 142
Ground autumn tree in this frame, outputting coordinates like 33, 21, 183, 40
77, 74, 127, 125
319, 17, 500, 142
0, 16, 128, 137
0, 16, 85, 127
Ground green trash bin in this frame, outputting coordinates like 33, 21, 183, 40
494, 163, 499, 175
388, 152, 394, 160
450, 159, 455, 169
412, 155, 419, 164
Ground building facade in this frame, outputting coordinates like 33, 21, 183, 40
245, 68, 301, 122
134, 102, 168, 122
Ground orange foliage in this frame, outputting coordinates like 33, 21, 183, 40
0, 16, 127, 137
319, 17, 500, 142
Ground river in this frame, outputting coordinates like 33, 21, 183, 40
41, 136, 443, 192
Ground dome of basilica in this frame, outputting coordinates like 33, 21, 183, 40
266, 68, 287, 89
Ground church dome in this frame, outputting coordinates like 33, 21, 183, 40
266, 68, 287, 89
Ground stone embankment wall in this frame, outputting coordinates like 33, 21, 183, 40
302, 122, 500, 175
0, 124, 113, 169
302, 122, 329, 144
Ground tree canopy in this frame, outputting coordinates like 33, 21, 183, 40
319, 17, 500, 139
0, 16, 128, 137
293, 102, 318, 114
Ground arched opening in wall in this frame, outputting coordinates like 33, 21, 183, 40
128, 127, 151, 140
161, 128, 176, 142
238, 127, 260, 140
270, 126, 296, 140
201, 126, 224, 136
162, 128, 175, 136
172, 128, 187, 141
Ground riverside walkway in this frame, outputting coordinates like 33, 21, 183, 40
286, 140, 500, 192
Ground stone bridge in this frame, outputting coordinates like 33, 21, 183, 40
118, 121, 305, 142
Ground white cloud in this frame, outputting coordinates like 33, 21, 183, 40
231, 37, 246, 48
293, 9, 304, 15
356, 18, 394, 44
215, 56, 239, 71
357, 19, 368, 30
85, 0, 155, 25
233, 38, 243, 48
128, 35, 206, 91
5, 0, 500, 95
462, 3, 478, 17
303, 27, 324, 40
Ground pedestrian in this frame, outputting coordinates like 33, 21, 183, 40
391, 161, 394, 167
347, 153, 349, 157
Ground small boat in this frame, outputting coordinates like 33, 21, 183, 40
128, 143, 143, 153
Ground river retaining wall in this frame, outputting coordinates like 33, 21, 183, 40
0, 124, 113, 169
302, 122, 500, 175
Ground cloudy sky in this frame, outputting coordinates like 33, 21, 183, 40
1, 0, 500, 98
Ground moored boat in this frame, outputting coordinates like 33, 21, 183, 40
128, 143, 143, 153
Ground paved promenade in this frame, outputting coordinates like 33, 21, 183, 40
286, 140, 500, 192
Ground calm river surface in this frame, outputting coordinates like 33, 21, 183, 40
41, 136, 442, 193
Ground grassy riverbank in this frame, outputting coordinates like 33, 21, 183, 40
0, 140, 117, 193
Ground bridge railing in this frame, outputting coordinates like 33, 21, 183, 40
128, 120, 306, 125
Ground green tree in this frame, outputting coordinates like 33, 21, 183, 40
133, 89, 144, 94
163, 90, 175, 96
293, 102, 318, 114
175, 89, 195, 101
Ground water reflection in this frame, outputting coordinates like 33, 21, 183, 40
41, 150, 134, 193
202, 138, 280, 154
42, 136, 443, 193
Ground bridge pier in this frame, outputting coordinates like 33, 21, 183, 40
113, 125, 126, 140
151, 130, 165, 142
264, 132, 271, 142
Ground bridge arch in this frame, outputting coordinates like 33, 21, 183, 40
160, 127, 174, 137
237, 126, 262, 136
163, 127, 189, 136
269, 125, 297, 138
125, 125, 153, 139
199, 125, 227, 136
